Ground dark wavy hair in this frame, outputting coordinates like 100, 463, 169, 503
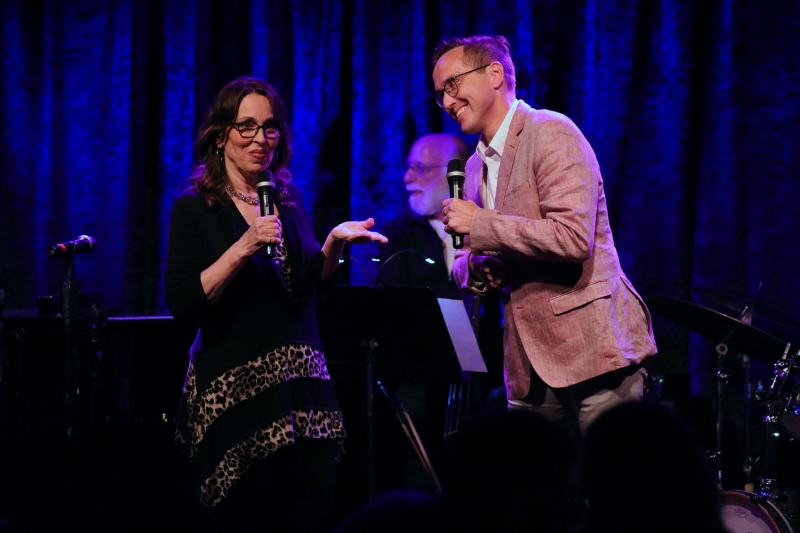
191, 76, 293, 205
431, 35, 516, 94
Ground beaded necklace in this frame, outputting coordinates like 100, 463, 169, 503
225, 185, 259, 206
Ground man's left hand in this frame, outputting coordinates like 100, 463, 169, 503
442, 198, 479, 235
470, 253, 510, 289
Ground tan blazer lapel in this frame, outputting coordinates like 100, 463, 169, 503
494, 104, 529, 210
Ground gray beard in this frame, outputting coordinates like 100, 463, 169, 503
408, 192, 439, 218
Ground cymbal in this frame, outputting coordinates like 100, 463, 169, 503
689, 286, 800, 334
646, 295, 793, 362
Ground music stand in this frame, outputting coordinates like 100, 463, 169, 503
317, 285, 486, 499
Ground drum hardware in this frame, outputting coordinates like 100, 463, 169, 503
757, 344, 799, 497
765, 355, 796, 406
689, 284, 800, 345
759, 347, 800, 440
647, 295, 797, 493
742, 350, 758, 492
760, 478, 779, 495
646, 295, 790, 365
743, 455, 761, 493
778, 378, 800, 438
715, 334, 732, 487
712, 300, 755, 487
740, 303, 755, 489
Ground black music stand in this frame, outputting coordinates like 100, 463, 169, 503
317, 285, 485, 500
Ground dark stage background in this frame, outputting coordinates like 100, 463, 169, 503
0, 0, 800, 529
1, 0, 800, 498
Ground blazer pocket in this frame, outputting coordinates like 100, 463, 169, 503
549, 279, 611, 315
501, 180, 531, 213
505, 180, 530, 198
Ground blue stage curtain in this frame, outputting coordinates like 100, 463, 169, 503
1, 0, 799, 395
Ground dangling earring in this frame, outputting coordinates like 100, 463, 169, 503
217, 146, 224, 166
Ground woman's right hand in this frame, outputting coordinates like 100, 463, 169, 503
199, 214, 282, 304
240, 215, 282, 256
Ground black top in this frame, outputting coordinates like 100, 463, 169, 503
165, 183, 325, 391
377, 212, 462, 300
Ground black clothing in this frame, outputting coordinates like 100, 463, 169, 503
377, 212, 461, 299
165, 184, 343, 508
166, 185, 325, 388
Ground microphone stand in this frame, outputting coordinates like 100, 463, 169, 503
61, 255, 78, 442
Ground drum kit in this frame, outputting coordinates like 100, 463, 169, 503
647, 295, 800, 533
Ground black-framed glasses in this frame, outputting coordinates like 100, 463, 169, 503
229, 121, 281, 139
406, 162, 447, 175
434, 63, 491, 108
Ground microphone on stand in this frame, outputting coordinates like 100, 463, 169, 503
446, 159, 466, 249
256, 170, 276, 257
49, 235, 96, 257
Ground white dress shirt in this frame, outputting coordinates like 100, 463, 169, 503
428, 218, 455, 275
475, 99, 520, 210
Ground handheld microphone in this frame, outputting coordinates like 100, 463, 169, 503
256, 170, 276, 257
49, 235, 96, 257
446, 159, 466, 249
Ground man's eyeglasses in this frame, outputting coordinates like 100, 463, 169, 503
230, 121, 281, 139
434, 63, 491, 108
406, 162, 447, 175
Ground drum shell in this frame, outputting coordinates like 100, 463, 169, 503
720, 490, 794, 533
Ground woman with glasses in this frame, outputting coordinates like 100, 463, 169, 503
165, 76, 386, 531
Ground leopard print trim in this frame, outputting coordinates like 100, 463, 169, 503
179, 343, 333, 457
273, 242, 292, 291
198, 408, 345, 508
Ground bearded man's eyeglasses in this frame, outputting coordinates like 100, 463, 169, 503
406, 162, 447, 175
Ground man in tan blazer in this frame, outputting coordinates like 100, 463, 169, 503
435, 35, 657, 433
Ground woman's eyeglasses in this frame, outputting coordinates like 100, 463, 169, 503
230, 121, 281, 139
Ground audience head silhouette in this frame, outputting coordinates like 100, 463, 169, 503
442, 408, 577, 532
578, 401, 725, 533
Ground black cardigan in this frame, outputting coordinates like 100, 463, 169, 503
165, 182, 325, 392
